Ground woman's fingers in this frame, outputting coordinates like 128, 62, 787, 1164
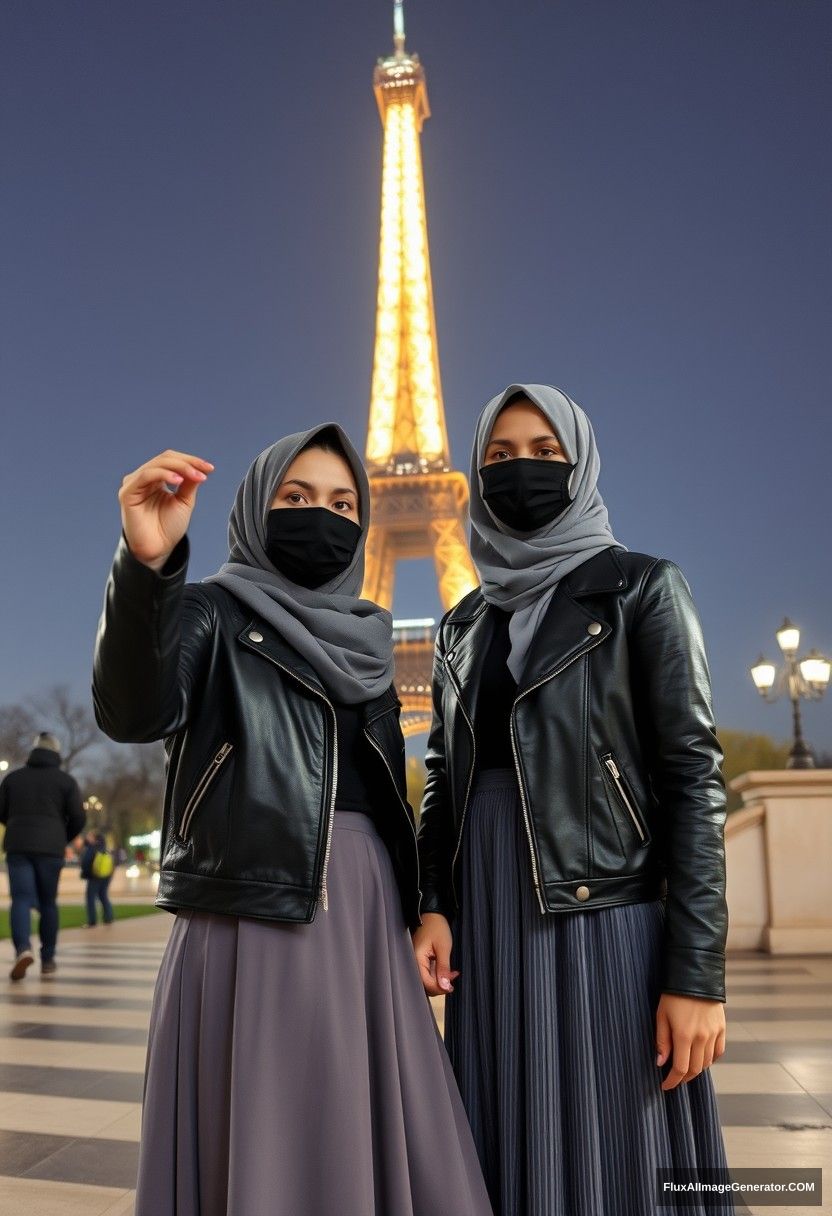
412, 915, 456, 997
662, 1036, 691, 1091
121, 459, 210, 497
148, 449, 214, 475
434, 941, 456, 993
683, 1035, 707, 1083
414, 942, 443, 997
655, 1004, 672, 1069
118, 451, 215, 567
657, 994, 726, 1088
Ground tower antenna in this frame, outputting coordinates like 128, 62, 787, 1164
393, 0, 406, 56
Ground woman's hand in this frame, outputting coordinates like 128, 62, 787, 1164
412, 912, 460, 997
656, 993, 726, 1091
119, 449, 215, 570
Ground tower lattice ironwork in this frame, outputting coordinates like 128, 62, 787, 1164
362, 2, 479, 735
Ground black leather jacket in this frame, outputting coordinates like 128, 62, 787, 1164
417, 545, 729, 1001
92, 533, 421, 930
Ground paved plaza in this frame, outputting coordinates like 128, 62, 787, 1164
0, 914, 829, 1215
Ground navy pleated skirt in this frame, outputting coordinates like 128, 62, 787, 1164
444, 767, 734, 1216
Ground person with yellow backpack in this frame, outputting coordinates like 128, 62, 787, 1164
80, 830, 115, 926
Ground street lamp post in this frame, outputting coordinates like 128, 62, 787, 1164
750, 618, 831, 769
83, 794, 104, 827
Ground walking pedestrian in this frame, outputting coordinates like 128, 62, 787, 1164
1, 732, 86, 979
80, 830, 115, 926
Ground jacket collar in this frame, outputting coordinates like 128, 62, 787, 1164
27, 747, 61, 768
237, 616, 326, 695
235, 616, 398, 720
564, 544, 628, 598
443, 545, 628, 703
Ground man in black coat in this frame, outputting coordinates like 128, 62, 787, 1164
0, 733, 85, 979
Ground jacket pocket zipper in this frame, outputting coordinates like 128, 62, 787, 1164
601, 753, 647, 843
178, 742, 234, 840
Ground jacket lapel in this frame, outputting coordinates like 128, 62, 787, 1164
236, 618, 328, 698
442, 600, 494, 725
515, 546, 628, 691
236, 617, 396, 721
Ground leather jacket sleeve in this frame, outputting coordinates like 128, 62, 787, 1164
416, 616, 457, 923
630, 558, 728, 1002
92, 531, 215, 744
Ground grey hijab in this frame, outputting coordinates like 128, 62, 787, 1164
469, 383, 626, 682
203, 422, 394, 705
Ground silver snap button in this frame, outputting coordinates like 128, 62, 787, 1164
446, 651, 454, 661
587, 622, 602, 636
248, 630, 264, 643
575, 885, 590, 901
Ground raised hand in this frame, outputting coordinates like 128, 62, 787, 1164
118, 449, 214, 570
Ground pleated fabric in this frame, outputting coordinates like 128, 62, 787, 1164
135, 811, 493, 1216
444, 768, 734, 1216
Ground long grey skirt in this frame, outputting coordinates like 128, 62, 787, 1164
444, 767, 734, 1216
135, 811, 493, 1216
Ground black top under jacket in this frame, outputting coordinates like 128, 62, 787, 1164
473, 605, 517, 770
332, 700, 390, 823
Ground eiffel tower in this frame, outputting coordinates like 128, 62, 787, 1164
362, 1, 479, 735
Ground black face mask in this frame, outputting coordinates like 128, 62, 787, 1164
265, 507, 361, 589
479, 458, 576, 532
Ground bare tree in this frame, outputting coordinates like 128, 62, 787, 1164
0, 703, 40, 769
26, 684, 100, 773
0, 685, 166, 846
86, 742, 166, 846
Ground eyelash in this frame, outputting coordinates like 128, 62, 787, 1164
285, 492, 355, 512
492, 447, 561, 460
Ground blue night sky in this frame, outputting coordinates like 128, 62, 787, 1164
2, 0, 830, 753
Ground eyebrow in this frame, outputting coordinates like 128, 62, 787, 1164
280, 478, 357, 497
486, 434, 562, 447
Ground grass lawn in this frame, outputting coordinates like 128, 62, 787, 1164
0, 903, 162, 939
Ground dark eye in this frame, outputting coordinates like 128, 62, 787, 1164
492, 450, 511, 461
537, 447, 560, 458
333, 500, 354, 512
286, 492, 305, 504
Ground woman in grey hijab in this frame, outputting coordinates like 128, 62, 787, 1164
94, 424, 493, 1216
467, 382, 625, 683
414, 385, 733, 1215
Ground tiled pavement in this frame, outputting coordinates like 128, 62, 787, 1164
0, 916, 829, 1216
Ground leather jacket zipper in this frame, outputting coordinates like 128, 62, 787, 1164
243, 642, 338, 912
602, 754, 646, 842
364, 730, 423, 920
508, 632, 610, 915
179, 742, 234, 840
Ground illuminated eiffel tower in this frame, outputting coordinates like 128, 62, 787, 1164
362, 1, 479, 735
